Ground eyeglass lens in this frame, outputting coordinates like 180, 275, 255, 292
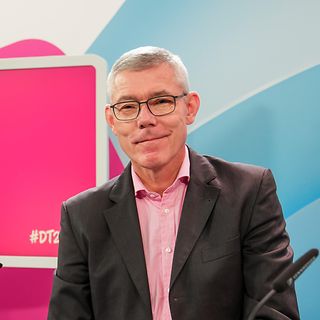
114, 95, 176, 120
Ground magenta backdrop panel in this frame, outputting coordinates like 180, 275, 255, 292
0, 65, 96, 258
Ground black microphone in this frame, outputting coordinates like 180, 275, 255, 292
247, 248, 319, 320
273, 248, 319, 292
0, 262, 3, 268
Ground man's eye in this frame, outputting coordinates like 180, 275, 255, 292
153, 98, 172, 105
118, 104, 137, 111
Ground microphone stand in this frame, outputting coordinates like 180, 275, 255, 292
247, 289, 276, 320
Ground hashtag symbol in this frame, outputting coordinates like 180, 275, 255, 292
29, 230, 39, 244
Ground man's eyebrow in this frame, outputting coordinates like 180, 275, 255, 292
115, 95, 138, 102
150, 90, 171, 97
115, 90, 171, 103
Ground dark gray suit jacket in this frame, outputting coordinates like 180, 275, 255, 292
48, 148, 299, 319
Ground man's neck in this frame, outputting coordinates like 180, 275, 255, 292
132, 149, 186, 196
134, 167, 179, 196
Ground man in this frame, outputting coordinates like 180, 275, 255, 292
48, 46, 299, 319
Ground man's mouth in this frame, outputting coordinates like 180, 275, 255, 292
134, 135, 168, 144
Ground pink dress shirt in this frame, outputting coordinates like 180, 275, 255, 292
131, 147, 190, 320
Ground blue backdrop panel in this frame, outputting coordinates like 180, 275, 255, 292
187, 65, 320, 219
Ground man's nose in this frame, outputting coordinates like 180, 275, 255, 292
137, 103, 157, 128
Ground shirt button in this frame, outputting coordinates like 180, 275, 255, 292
164, 208, 170, 214
165, 247, 172, 253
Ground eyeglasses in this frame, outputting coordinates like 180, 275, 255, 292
109, 93, 187, 121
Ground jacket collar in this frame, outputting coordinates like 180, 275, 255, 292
170, 147, 221, 287
103, 164, 152, 312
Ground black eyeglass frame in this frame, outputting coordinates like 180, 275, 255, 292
109, 93, 188, 121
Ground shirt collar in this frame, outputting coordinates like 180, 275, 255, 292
131, 145, 190, 198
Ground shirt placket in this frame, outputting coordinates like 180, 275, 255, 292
160, 190, 176, 319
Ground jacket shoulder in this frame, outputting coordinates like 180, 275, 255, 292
200, 155, 277, 207
64, 176, 118, 211
188, 147, 267, 178
203, 154, 268, 180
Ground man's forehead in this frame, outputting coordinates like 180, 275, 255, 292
111, 65, 181, 102
114, 63, 174, 82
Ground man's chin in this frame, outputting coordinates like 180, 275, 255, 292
133, 155, 164, 171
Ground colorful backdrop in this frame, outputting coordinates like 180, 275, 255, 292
0, 1, 319, 319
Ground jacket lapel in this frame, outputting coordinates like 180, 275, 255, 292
102, 150, 220, 305
170, 149, 221, 288
103, 165, 151, 310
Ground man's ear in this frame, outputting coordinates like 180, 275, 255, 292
185, 91, 200, 125
105, 105, 117, 135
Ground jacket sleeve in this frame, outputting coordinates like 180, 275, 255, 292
48, 202, 93, 320
242, 169, 300, 319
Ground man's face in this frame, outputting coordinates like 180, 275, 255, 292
105, 63, 199, 173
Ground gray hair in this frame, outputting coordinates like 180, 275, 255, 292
107, 46, 190, 100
